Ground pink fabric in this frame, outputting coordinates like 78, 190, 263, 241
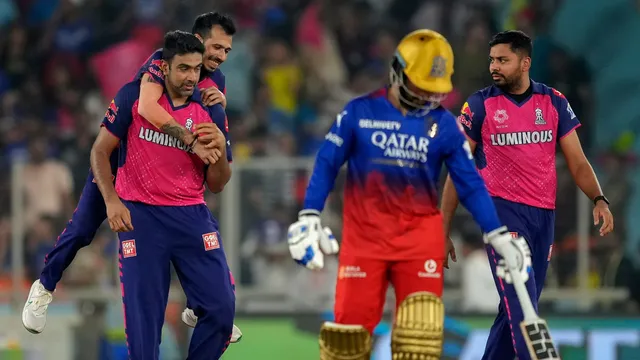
116, 97, 212, 206
479, 93, 577, 209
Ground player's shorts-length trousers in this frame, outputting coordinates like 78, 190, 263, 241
483, 197, 555, 360
40, 172, 106, 292
119, 201, 235, 360
334, 252, 444, 333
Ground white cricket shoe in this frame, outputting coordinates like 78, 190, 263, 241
22, 280, 53, 334
181, 308, 243, 343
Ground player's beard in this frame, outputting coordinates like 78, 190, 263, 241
493, 73, 521, 94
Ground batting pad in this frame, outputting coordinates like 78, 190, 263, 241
392, 291, 445, 360
319, 322, 371, 360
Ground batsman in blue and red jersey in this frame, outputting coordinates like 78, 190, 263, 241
287, 29, 532, 360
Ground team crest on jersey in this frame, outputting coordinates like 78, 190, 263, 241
185, 118, 193, 131
430, 56, 447, 78
494, 109, 508, 123
510, 232, 518, 239
535, 108, 546, 125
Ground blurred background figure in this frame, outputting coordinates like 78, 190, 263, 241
1, 0, 640, 359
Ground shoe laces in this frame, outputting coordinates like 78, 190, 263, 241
29, 288, 53, 316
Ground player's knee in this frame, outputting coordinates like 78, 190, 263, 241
392, 292, 444, 360
319, 322, 371, 360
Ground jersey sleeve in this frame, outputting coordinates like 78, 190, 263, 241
101, 83, 138, 139
303, 104, 356, 212
457, 92, 486, 143
218, 72, 226, 95
551, 89, 581, 139
443, 115, 502, 233
207, 103, 233, 162
134, 49, 164, 83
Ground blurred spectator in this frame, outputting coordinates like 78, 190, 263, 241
25, 215, 56, 280
23, 136, 74, 228
460, 236, 500, 313
241, 202, 296, 291
453, 17, 492, 106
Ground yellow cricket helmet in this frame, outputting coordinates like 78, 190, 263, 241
390, 29, 454, 113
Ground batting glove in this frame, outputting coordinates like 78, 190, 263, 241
484, 226, 532, 284
287, 209, 339, 270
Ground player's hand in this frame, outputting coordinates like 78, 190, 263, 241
444, 236, 457, 269
194, 123, 226, 150
106, 199, 134, 232
192, 140, 221, 164
484, 226, 532, 284
593, 201, 614, 236
200, 87, 226, 108
287, 209, 339, 270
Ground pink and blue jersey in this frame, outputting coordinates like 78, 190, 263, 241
458, 81, 580, 209
134, 49, 227, 94
101, 81, 232, 206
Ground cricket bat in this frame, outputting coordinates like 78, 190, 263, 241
509, 269, 561, 360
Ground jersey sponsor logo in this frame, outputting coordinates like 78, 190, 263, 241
458, 115, 472, 130
203, 232, 220, 251
371, 131, 429, 163
138, 126, 193, 152
460, 102, 474, 118
493, 109, 508, 124
418, 259, 441, 278
358, 119, 401, 130
338, 265, 367, 279
567, 103, 576, 119
105, 100, 118, 123
490, 130, 553, 146
325, 132, 344, 146
121, 240, 137, 258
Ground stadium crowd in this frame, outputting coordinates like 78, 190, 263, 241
1, 0, 638, 312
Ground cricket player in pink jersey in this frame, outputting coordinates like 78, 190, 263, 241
441, 30, 614, 360
91, 31, 234, 359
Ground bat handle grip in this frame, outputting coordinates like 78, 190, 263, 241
510, 269, 538, 320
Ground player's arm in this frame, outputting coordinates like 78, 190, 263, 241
444, 117, 532, 280
443, 121, 500, 234
90, 84, 136, 232
556, 93, 613, 235
441, 95, 485, 235
138, 73, 196, 144
200, 104, 232, 193
287, 106, 354, 270
303, 107, 355, 212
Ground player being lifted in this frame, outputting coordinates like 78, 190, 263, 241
22, 12, 242, 341
287, 29, 532, 360
441, 30, 614, 360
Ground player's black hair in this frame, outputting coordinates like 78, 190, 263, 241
192, 12, 237, 39
489, 30, 533, 57
162, 30, 205, 63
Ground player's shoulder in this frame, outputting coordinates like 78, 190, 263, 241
118, 80, 142, 99
468, 85, 501, 103
149, 48, 163, 60
531, 80, 567, 101
343, 87, 389, 112
432, 106, 460, 132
